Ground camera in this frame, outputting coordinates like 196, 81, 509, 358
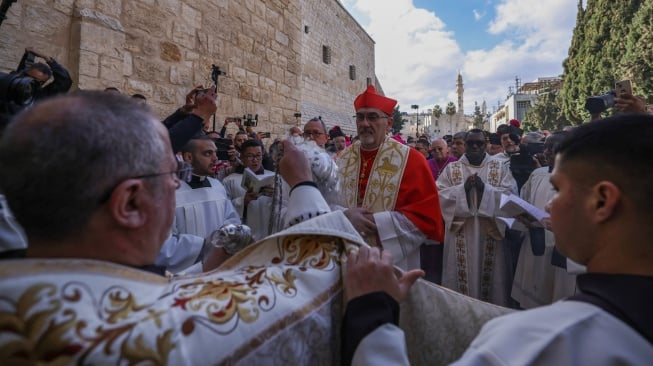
0, 72, 40, 106
211, 137, 233, 161
243, 114, 258, 127
585, 90, 616, 115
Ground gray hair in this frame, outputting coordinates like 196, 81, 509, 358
0, 91, 166, 240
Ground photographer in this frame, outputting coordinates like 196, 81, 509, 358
17, 47, 73, 100
1, 48, 72, 128
163, 85, 218, 153
509, 132, 544, 194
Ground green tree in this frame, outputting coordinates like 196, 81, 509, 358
432, 104, 442, 134
561, 0, 650, 123
445, 101, 456, 135
524, 90, 569, 131
391, 106, 404, 134
472, 102, 484, 129
622, 1, 653, 104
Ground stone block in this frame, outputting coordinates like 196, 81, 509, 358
77, 74, 105, 90
126, 79, 153, 95
275, 30, 289, 47
156, 0, 181, 15
161, 42, 182, 62
123, 2, 167, 35
181, 3, 202, 26
133, 55, 167, 82
99, 56, 124, 82
24, 5, 69, 36
172, 22, 196, 48
78, 22, 125, 59
245, 71, 259, 87
185, 50, 199, 61
97, 0, 122, 18
78, 50, 99, 77
152, 84, 178, 104
53, 0, 75, 15
231, 66, 247, 83
239, 85, 252, 100
170, 64, 193, 85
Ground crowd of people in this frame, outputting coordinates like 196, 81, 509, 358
0, 51, 651, 365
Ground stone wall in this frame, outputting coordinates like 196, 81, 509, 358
0, 0, 376, 139
299, 0, 376, 135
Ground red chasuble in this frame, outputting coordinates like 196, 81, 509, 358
358, 148, 444, 243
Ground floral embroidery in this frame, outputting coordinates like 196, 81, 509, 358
0, 235, 344, 364
480, 237, 497, 302
454, 232, 468, 295
487, 160, 501, 187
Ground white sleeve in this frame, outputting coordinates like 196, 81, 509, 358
155, 233, 205, 274
283, 185, 331, 228
374, 211, 428, 266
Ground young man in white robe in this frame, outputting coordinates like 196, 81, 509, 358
155, 136, 241, 274
511, 131, 577, 308
222, 139, 289, 240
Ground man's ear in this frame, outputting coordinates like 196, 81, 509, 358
182, 151, 193, 163
107, 179, 149, 228
591, 181, 621, 223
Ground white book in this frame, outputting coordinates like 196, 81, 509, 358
498, 193, 549, 229
241, 168, 275, 192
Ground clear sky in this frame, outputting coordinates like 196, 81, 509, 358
340, 0, 581, 116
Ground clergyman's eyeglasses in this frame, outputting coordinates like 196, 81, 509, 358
355, 113, 388, 122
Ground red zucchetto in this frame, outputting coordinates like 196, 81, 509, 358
354, 85, 397, 116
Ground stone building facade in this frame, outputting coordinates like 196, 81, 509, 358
0, 0, 377, 138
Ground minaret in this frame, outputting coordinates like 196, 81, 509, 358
481, 100, 487, 116
456, 72, 464, 114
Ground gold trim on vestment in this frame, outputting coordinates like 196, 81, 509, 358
338, 138, 409, 212
0, 258, 168, 283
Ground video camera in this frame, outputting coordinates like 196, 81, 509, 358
243, 113, 258, 127
210, 137, 233, 161
585, 90, 616, 115
0, 72, 40, 106
0, 50, 40, 108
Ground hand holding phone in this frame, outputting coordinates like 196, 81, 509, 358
615, 80, 632, 97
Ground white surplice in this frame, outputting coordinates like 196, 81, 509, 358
436, 154, 518, 306
222, 171, 290, 241
156, 178, 240, 274
511, 167, 577, 308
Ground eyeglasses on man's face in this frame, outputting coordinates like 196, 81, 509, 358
97, 160, 191, 205
133, 160, 192, 182
243, 154, 263, 161
355, 113, 388, 123
431, 147, 444, 152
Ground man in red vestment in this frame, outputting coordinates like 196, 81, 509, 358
337, 85, 444, 270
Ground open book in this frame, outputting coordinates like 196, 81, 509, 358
241, 168, 275, 192
498, 193, 549, 230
